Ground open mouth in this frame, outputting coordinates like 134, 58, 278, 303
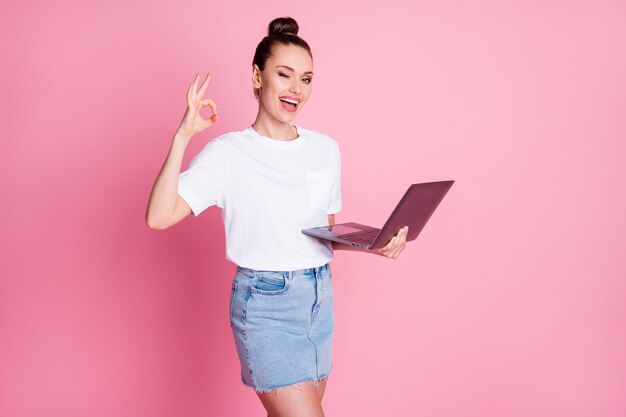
279, 96, 300, 112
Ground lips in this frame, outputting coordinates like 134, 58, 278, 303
279, 96, 301, 113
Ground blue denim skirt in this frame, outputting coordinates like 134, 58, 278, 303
229, 263, 335, 392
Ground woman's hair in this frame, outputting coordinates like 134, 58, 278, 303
252, 17, 312, 98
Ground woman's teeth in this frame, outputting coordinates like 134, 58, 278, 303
280, 98, 298, 105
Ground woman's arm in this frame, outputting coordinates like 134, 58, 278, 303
328, 215, 408, 259
145, 132, 193, 229
145, 73, 218, 230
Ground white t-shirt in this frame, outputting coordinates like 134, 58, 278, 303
178, 125, 342, 271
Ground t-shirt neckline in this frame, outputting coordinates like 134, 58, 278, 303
246, 125, 306, 149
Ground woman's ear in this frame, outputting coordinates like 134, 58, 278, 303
252, 64, 262, 89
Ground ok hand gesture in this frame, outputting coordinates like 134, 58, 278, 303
176, 73, 219, 138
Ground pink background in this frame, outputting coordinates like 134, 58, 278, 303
2, 1, 625, 416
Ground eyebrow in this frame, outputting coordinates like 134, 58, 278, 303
276, 65, 314, 76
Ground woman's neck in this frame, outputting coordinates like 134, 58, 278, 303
251, 112, 298, 141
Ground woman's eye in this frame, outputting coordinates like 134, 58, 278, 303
279, 73, 289, 78
302, 78, 311, 84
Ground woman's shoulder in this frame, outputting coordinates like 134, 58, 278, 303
200, 128, 255, 150
192, 129, 250, 158
212, 127, 253, 142
297, 126, 339, 148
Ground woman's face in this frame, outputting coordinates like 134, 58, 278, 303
253, 44, 313, 125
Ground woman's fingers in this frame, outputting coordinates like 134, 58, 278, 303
377, 226, 408, 259
193, 73, 199, 97
197, 73, 212, 97
201, 98, 218, 116
198, 98, 218, 127
387, 237, 402, 258
188, 74, 199, 103
393, 226, 408, 255
389, 237, 406, 258
376, 236, 397, 258
384, 236, 397, 251
178, 73, 219, 137
394, 227, 409, 258
190, 73, 216, 112
186, 76, 196, 105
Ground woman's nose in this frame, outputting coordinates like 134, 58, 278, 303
289, 79, 301, 94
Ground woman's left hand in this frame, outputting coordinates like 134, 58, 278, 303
372, 226, 409, 259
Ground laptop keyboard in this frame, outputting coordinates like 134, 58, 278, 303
342, 229, 380, 246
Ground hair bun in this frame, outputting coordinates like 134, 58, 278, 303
268, 17, 299, 36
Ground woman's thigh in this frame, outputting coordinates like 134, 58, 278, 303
256, 380, 326, 417
315, 379, 328, 401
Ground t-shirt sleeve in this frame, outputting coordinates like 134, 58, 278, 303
328, 142, 342, 215
178, 139, 229, 216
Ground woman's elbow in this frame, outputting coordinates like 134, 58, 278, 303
145, 214, 171, 230
146, 198, 191, 230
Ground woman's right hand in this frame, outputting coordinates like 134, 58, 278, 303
176, 73, 219, 138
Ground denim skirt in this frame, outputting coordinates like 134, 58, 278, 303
229, 263, 335, 392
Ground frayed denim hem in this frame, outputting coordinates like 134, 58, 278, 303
249, 372, 331, 394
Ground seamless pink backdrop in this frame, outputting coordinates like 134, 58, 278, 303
2, 1, 625, 416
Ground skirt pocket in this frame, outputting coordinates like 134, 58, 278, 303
250, 274, 289, 296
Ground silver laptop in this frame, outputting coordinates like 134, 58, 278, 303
302, 180, 454, 249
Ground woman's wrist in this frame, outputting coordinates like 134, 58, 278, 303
173, 129, 192, 143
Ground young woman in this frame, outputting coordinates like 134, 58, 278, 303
146, 17, 408, 417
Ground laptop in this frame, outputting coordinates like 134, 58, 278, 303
301, 180, 454, 249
